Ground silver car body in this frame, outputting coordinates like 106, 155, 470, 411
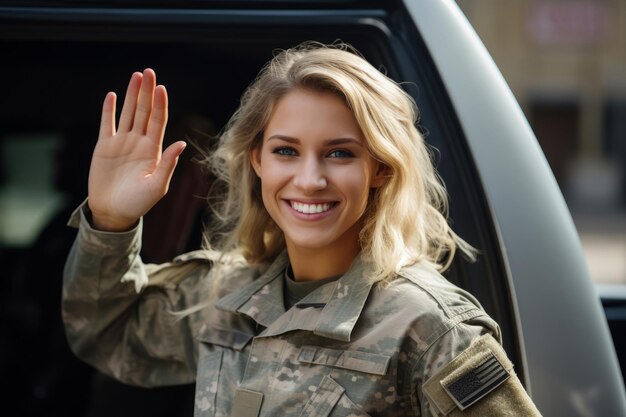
404, 0, 626, 415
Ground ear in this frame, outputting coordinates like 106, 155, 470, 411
370, 161, 390, 188
250, 146, 262, 178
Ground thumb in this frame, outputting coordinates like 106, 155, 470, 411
154, 141, 187, 194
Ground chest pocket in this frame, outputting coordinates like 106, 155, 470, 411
194, 326, 254, 417
297, 346, 391, 417
297, 346, 390, 375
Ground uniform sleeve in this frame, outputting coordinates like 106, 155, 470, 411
416, 324, 543, 416
62, 201, 210, 387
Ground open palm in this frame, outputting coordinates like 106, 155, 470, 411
88, 69, 186, 231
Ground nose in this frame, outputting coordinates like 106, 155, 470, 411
293, 156, 327, 193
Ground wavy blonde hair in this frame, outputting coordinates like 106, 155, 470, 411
204, 41, 475, 284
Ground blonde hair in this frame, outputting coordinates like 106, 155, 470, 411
203, 41, 475, 285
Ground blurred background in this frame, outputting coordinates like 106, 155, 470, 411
458, 0, 626, 287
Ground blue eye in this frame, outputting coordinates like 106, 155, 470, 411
273, 147, 297, 156
328, 149, 354, 158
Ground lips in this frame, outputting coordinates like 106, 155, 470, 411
289, 201, 335, 214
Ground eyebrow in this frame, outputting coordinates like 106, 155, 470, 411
266, 134, 363, 147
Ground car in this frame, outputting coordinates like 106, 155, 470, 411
1, 1, 625, 416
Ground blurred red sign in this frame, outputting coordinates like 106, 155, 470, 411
529, 0, 609, 45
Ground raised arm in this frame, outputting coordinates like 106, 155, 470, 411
88, 69, 186, 231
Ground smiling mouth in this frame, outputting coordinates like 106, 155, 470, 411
289, 201, 335, 214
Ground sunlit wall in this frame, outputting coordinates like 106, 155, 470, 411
458, 0, 626, 285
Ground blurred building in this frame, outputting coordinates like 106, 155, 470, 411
457, 0, 626, 284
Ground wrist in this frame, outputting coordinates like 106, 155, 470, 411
86, 205, 138, 232
91, 216, 139, 232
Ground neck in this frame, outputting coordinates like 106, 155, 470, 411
286, 240, 360, 282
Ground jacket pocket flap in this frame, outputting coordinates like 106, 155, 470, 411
194, 324, 253, 351
297, 346, 390, 376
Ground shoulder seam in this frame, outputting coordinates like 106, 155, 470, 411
397, 270, 454, 318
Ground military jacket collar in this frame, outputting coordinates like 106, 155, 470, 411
214, 251, 377, 342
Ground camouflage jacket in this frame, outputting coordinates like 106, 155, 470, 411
63, 205, 542, 417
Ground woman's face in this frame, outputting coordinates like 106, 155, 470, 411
250, 88, 385, 256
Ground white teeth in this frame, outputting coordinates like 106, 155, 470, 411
291, 201, 332, 214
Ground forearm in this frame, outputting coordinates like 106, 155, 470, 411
62, 203, 146, 376
62, 203, 197, 386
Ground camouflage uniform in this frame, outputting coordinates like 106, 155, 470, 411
63, 204, 542, 417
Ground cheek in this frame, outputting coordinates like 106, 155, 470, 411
259, 187, 281, 226
258, 164, 284, 191
343, 176, 372, 208
258, 166, 286, 210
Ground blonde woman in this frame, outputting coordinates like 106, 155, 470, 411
63, 42, 542, 416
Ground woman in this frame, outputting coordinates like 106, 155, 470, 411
63, 42, 542, 416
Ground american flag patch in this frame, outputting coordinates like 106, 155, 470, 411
442, 353, 510, 410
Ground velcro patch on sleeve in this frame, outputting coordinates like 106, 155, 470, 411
423, 334, 514, 415
442, 352, 510, 410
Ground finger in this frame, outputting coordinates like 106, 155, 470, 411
133, 68, 156, 134
99, 92, 116, 139
146, 85, 168, 142
118, 72, 143, 132
153, 141, 187, 194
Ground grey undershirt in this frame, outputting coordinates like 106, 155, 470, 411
283, 266, 340, 309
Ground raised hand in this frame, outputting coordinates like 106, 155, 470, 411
88, 69, 187, 231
